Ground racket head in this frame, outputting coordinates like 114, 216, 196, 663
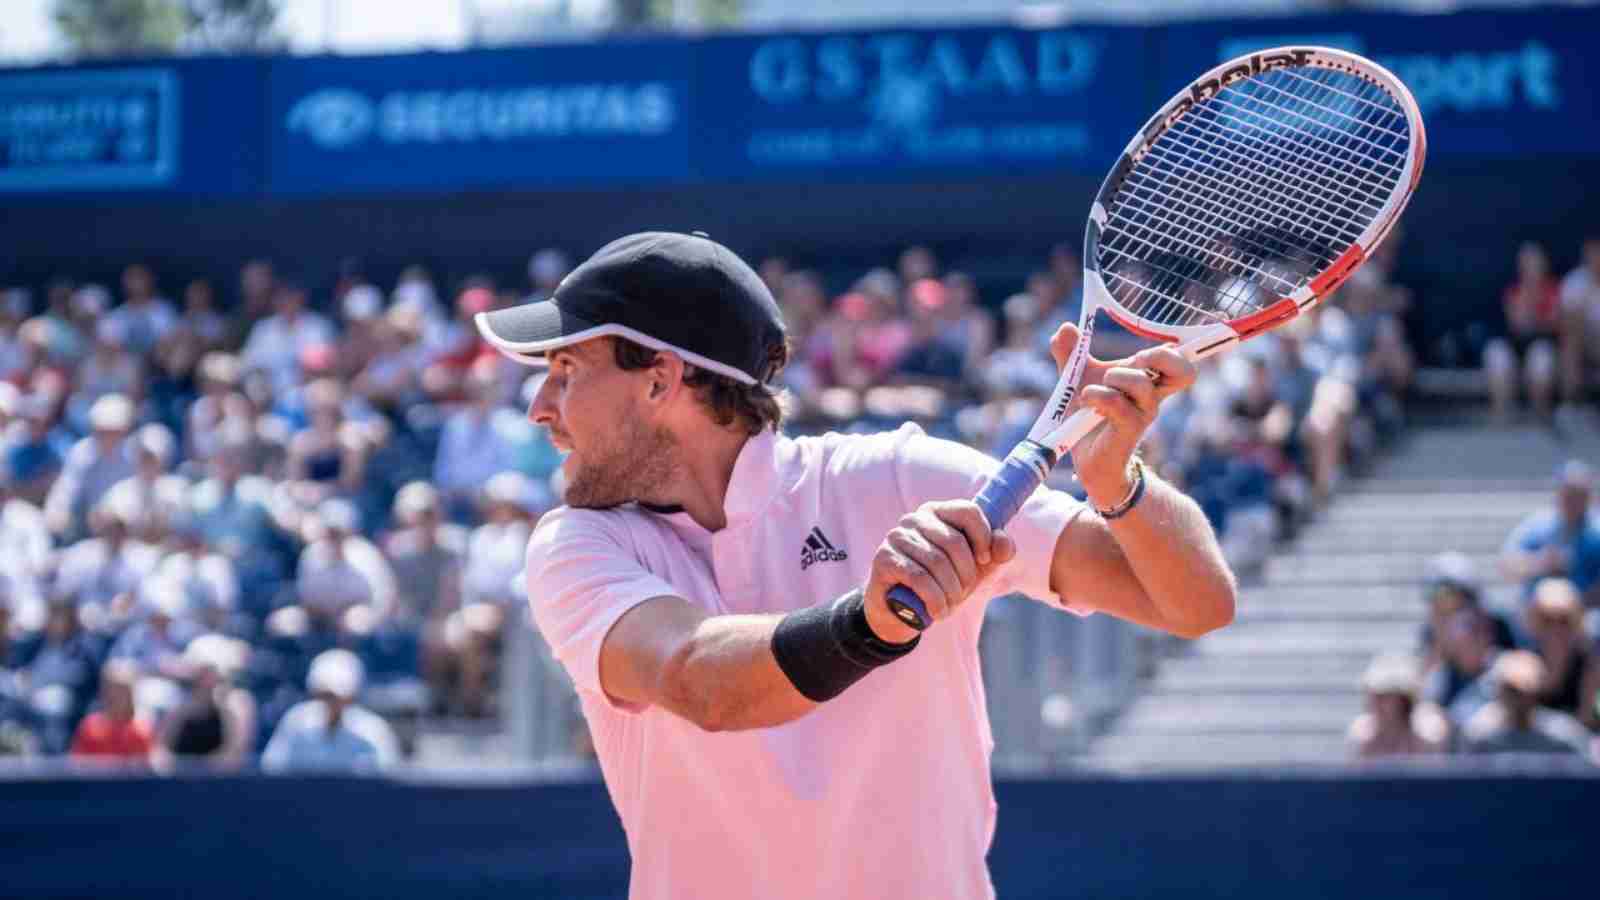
1083, 46, 1425, 351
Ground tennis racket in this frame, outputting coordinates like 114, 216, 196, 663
887, 46, 1426, 630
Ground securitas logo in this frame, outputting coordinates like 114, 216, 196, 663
286, 82, 677, 150
800, 527, 848, 571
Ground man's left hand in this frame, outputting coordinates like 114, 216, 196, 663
1048, 323, 1196, 505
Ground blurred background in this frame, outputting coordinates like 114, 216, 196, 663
1, 1, 1598, 897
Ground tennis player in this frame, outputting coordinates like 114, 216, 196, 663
476, 231, 1236, 899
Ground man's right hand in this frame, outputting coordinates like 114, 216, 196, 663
862, 500, 1017, 643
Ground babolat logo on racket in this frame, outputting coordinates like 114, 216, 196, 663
800, 527, 848, 571
1049, 317, 1095, 423
1135, 48, 1315, 157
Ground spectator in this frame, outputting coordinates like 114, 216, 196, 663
1422, 609, 1503, 729
1417, 552, 1516, 672
0, 456, 51, 580
420, 286, 499, 404
898, 245, 938, 285
154, 521, 244, 638
68, 659, 152, 765
176, 278, 227, 357
33, 278, 86, 368
1462, 650, 1591, 759
1484, 242, 1561, 422
107, 263, 178, 357
1347, 654, 1447, 759
1558, 235, 1600, 408
1500, 461, 1600, 607
1523, 578, 1600, 727
102, 423, 188, 545
525, 248, 569, 304
454, 471, 542, 717
189, 432, 290, 590
391, 265, 447, 331
335, 284, 385, 378
230, 259, 277, 349
20, 600, 103, 754
354, 307, 431, 415
185, 352, 246, 465
66, 284, 111, 353
295, 498, 397, 621
936, 271, 995, 380
108, 579, 199, 680
152, 633, 256, 772
773, 271, 829, 402
261, 648, 399, 773
285, 378, 370, 508
6, 390, 71, 506
816, 289, 911, 390
50, 492, 162, 621
892, 278, 967, 391
382, 482, 465, 713
241, 279, 335, 394
64, 317, 144, 435
44, 393, 138, 542
0, 290, 27, 383
433, 363, 524, 518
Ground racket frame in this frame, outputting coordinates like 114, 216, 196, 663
885, 46, 1425, 631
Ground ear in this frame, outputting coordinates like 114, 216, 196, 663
642, 351, 687, 406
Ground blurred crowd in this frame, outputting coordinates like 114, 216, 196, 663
0, 235, 1419, 772
1350, 462, 1600, 763
1482, 235, 1600, 423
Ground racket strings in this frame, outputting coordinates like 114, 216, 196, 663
1194, 97, 1397, 216
1220, 78, 1405, 205
1127, 139, 1353, 270
1097, 62, 1409, 330
1150, 104, 1380, 248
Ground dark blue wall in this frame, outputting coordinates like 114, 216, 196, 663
0, 772, 1593, 899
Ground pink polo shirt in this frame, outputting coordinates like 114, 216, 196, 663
526, 424, 1091, 900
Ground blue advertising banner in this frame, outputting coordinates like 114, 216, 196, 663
0, 58, 266, 197
267, 42, 692, 194
1152, 6, 1600, 157
693, 25, 1149, 179
0, 67, 178, 191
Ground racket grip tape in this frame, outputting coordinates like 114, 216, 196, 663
885, 441, 1059, 632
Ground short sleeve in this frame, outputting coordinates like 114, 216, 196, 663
1502, 512, 1545, 555
885, 424, 1091, 614
525, 507, 683, 712
1560, 270, 1589, 312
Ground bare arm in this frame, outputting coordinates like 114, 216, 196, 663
1043, 323, 1236, 639
597, 503, 1011, 730
598, 597, 815, 732
1051, 469, 1236, 639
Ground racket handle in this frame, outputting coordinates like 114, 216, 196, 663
884, 441, 1059, 632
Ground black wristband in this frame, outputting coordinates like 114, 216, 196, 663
771, 589, 920, 703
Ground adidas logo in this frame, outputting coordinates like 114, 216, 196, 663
800, 526, 848, 571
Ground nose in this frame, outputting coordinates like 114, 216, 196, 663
528, 374, 558, 426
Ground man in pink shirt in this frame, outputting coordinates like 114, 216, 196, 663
476, 232, 1236, 899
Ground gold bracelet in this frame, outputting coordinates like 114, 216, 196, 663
1095, 459, 1147, 520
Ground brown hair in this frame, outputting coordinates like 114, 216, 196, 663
611, 338, 787, 435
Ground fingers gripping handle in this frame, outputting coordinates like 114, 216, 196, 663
885, 442, 1059, 631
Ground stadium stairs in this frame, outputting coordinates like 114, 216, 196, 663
1080, 404, 1600, 770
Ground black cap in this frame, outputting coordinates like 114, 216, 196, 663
476, 232, 786, 385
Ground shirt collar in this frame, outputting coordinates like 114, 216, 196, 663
646, 428, 786, 535
722, 428, 786, 528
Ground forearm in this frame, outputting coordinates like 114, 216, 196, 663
1085, 468, 1236, 638
657, 614, 817, 732
1499, 550, 1548, 582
